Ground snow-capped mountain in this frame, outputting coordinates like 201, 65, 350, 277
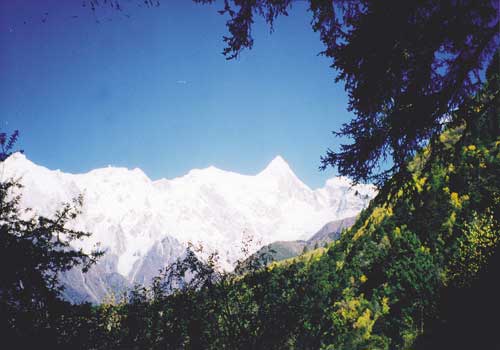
3, 153, 376, 303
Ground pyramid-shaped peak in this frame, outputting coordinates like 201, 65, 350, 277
259, 155, 295, 177
269, 155, 289, 168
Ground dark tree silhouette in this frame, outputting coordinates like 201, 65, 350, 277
195, 0, 499, 186
0, 131, 104, 347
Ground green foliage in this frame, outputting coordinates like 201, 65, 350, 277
0, 133, 103, 348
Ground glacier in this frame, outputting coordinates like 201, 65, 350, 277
2, 153, 376, 303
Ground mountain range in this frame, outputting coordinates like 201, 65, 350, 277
3, 153, 375, 303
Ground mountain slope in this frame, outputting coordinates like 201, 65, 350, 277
3, 154, 375, 302
249, 215, 357, 264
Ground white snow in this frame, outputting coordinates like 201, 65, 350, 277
3, 153, 376, 278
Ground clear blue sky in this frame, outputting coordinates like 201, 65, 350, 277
0, 0, 354, 189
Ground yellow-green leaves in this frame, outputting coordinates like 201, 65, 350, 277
450, 210, 500, 285
353, 206, 393, 241
353, 308, 374, 340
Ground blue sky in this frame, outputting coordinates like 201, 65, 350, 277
0, 0, 354, 189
